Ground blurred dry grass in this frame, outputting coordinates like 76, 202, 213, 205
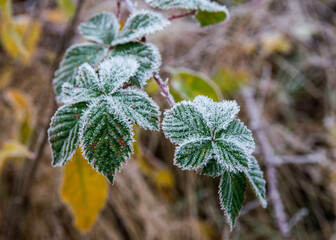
0, 0, 336, 239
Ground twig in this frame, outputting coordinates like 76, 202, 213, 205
123, 0, 136, 13
116, 0, 121, 20
3, 1, 86, 239
153, 72, 175, 107
168, 10, 196, 21
274, 151, 326, 165
241, 87, 290, 239
287, 208, 308, 233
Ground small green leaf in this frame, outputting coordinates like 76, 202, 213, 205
193, 96, 239, 132
53, 43, 107, 101
215, 119, 255, 156
111, 42, 161, 87
146, 0, 229, 26
98, 56, 139, 94
162, 102, 211, 144
219, 171, 246, 230
111, 88, 160, 130
81, 99, 133, 182
245, 156, 267, 207
212, 140, 250, 172
48, 102, 88, 166
195, 10, 227, 27
174, 140, 212, 170
112, 10, 170, 46
79, 12, 119, 45
170, 69, 222, 102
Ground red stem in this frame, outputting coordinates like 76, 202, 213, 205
168, 10, 196, 21
153, 72, 175, 107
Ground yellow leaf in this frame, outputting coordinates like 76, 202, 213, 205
4, 89, 34, 143
154, 169, 175, 188
0, 65, 13, 90
0, 140, 34, 171
61, 148, 108, 231
261, 32, 291, 55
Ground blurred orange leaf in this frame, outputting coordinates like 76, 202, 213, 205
61, 148, 108, 231
261, 32, 291, 55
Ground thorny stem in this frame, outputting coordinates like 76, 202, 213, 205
241, 87, 290, 240
153, 72, 175, 107
168, 10, 197, 21
3, 1, 86, 239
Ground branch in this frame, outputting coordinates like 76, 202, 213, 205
123, 0, 136, 13
3, 1, 86, 238
168, 10, 197, 21
153, 72, 175, 107
241, 87, 290, 239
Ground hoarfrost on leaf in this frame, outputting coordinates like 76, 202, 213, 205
219, 171, 246, 230
79, 12, 120, 45
162, 96, 253, 172
112, 10, 170, 46
49, 56, 161, 182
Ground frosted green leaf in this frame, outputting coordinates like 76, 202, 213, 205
174, 140, 212, 170
245, 156, 267, 208
98, 56, 139, 94
53, 43, 107, 101
48, 102, 88, 166
162, 102, 211, 144
61, 64, 101, 104
212, 140, 249, 172
162, 96, 252, 172
112, 10, 170, 46
219, 171, 246, 230
110, 42, 161, 87
79, 12, 119, 45
111, 88, 160, 130
81, 99, 133, 183
146, 0, 229, 26
194, 95, 239, 132
215, 119, 255, 156
202, 156, 225, 177
61, 82, 100, 104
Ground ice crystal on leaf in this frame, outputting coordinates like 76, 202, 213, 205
53, 11, 168, 101
49, 56, 160, 182
162, 95, 266, 229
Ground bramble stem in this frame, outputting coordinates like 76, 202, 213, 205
168, 10, 196, 21
116, 0, 121, 20
241, 87, 290, 240
153, 72, 175, 107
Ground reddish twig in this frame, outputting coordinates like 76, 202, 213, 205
241, 87, 290, 239
168, 10, 196, 21
153, 72, 175, 107
116, 0, 121, 20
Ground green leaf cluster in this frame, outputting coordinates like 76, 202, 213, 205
162, 96, 266, 229
53, 10, 169, 100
